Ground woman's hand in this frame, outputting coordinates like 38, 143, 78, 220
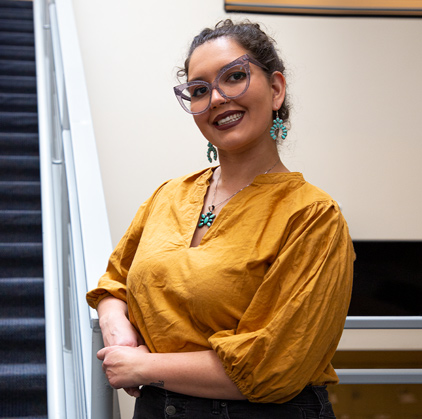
97, 296, 144, 347
97, 297, 146, 397
97, 344, 151, 397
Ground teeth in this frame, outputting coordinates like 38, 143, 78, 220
216, 113, 243, 126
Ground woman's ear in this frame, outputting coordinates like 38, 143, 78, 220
271, 71, 286, 111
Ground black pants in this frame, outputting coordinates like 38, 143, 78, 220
133, 385, 336, 419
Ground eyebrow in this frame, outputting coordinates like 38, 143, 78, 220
188, 55, 244, 83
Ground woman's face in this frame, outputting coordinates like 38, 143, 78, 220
188, 37, 285, 156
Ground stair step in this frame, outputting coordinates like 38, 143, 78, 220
0, 279, 44, 317
0, 76, 36, 94
0, 0, 33, 9
0, 111, 38, 132
0, 8, 33, 21
0, 45, 34, 61
0, 181, 41, 210
0, 18, 33, 33
0, 242, 43, 277
0, 390, 47, 418
0, 364, 46, 391
0, 132, 39, 155
0, 60, 36, 77
0, 277, 43, 296
0, 317, 45, 342
0, 155, 40, 181
0, 91, 37, 112
0, 242, 43, 258
0, 210, 41, 242
0, 31, 34, 46
0, 92, 37, 112
0, 318, 45, 360
2, 417, 47, 419
0, 340, 45, 364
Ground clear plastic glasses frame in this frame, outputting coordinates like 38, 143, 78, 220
173, 54, 268, 115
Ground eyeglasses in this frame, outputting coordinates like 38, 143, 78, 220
174, 54, 268, 115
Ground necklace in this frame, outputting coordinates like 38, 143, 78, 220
198, 160, 279, 228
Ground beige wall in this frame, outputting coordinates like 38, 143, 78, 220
70, 2, 422, 416
71, 1, 422, 245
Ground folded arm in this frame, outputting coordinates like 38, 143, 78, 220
97, 345, 246, 400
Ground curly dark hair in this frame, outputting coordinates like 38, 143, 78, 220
178, 19, 290, 124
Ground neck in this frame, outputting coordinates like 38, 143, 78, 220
215, 143, 288, 192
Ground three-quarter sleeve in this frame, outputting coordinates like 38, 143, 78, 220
86, 181, 169, 309
208, 201, 355, 404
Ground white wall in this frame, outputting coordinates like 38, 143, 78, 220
71, 1, 422, 245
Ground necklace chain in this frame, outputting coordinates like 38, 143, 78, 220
198, 160, 279, 228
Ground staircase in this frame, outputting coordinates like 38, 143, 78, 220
0, 0, 47, 418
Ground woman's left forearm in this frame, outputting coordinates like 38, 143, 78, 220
98, 346, 246, 400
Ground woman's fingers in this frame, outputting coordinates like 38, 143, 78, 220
124, 387, 141, 398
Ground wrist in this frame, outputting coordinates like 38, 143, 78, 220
98, 297, 128, 324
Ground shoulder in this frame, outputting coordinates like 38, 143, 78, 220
164, 167, 213, 189
154, 167, 213, 200
266, 173, 339, 214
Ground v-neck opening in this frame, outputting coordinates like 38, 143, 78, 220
188, 170, 304, 248
189, 167, 218, 248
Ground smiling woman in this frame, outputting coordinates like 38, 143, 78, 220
86, 19, 355, 419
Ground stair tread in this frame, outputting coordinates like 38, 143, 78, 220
0, 110, 38, 116
0, 60, 36, 76
0, 18, 34, 33
0, 277, 43, 293
0, 155, 39, 160
0, 318, 45, 335
0, 0, 33, 8
0, 363, 46, 392
0, 44, 35, 61
0, 317, 45, 324
0, 75, 36, 93
0, 242, 42, 249
0, 91, 37, 98
0, 10, 34, 22
0, 32, 34, 47
0, 181, 41, 210
0, 208, 41, 216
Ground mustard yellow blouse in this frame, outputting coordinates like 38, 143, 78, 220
86, 168, 355, 404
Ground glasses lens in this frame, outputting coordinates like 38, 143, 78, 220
178, 62, 249, 114
180, 83, 210, 114
218, 64, 249, 99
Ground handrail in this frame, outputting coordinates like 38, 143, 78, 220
34, 1, 67, 418
344, 316, 422, 329
337, 369, 422, 384
34, 0, 118, 417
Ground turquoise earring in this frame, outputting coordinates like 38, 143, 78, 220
207, 142, 217, 163
270, 113, 288, 141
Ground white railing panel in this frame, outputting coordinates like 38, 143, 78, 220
35, 0, 117, 417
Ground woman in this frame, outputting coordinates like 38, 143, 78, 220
87, 19, 354, 419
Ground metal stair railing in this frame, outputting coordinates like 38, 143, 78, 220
336, 316, 422, 384
34, 0, 119, 417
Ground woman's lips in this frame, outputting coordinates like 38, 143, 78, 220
213, 111, 244, 131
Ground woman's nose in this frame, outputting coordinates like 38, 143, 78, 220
210, 88, 227, 108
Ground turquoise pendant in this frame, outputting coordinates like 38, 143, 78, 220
198, 210, 216, 228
